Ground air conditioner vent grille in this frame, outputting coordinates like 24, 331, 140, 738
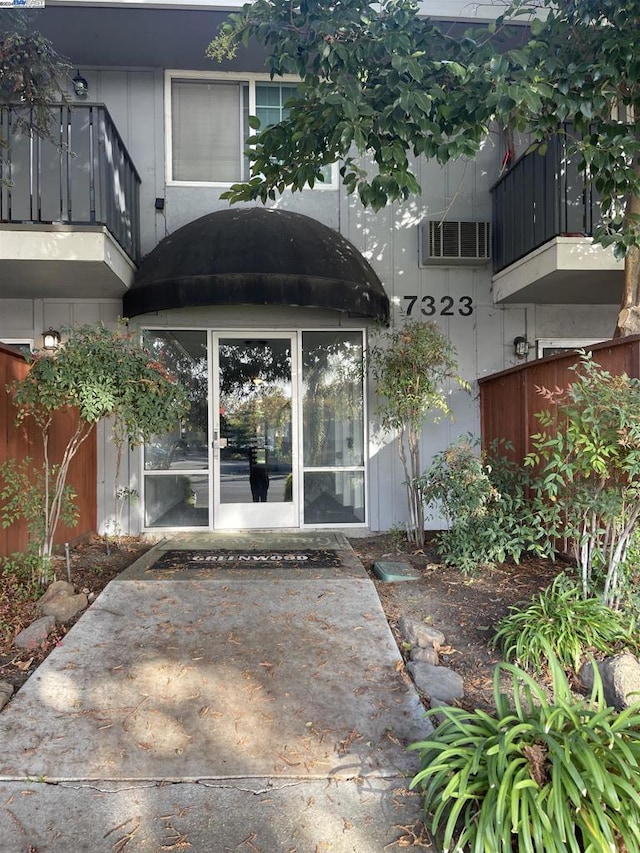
421, 220, 491, 265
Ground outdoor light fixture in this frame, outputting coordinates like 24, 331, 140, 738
513, 335, 530, 359
72, 71, 89, 98
42, 328, 61, 351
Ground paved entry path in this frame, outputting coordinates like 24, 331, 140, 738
0, 532, 433, 852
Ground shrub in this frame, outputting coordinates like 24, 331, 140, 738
527, 352, 640, 607
492, 573, 637, 674
410, 652, 640, 853
368, 320, 467, 548
1, 322, 189, 570
419, 437, 546, 573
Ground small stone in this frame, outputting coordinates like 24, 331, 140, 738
407, 661, 464, 703
14, 615, 56, 650
40, 592, 88, 624
397, 617, 446, 650
0, 680, 14, 711
36, 580, 75, 613
580, 654, 640, 711
410, 646, 438, 665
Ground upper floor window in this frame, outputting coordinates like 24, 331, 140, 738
168, 75, 335, 188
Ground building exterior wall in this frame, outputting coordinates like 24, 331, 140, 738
0, 2, 622, 535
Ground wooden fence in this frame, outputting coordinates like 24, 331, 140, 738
478, 335, 640, 462
0, 344, 96, 557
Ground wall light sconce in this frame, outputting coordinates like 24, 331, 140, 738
513, 335, 530, 359
72, 71, 89, 98
42, 328, 61, 352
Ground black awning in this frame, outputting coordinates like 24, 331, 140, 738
123, 207, 389, 324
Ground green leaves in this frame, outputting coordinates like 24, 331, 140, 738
419, 437, 547, 573
4, 322, 189, 562
528, 352, 640, 606
206, 0, 640, 296
208, 0, 496, 207
0, 12, 71, 151
11, 322, 190, 446
410, 648, 640, 853
367, 320, 466, 547
492, 572, 637, 674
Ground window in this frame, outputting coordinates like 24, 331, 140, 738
168, 76, 336, 187
0, 339, 33, 356
536, 338, 604, 358
171, 80, 248, 183
255, 82, 298, 129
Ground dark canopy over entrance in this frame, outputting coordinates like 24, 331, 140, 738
123, 207, 389, 323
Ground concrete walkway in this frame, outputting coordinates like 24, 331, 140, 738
0, 532, 433, 852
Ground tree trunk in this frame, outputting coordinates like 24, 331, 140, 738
614, 159, 640, 337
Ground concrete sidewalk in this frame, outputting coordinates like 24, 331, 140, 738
0, 532, 433, 852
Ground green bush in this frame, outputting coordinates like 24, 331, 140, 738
526, 353, 640, 607
410, 652, 640, 853
419, 437, 546, 573
368, 320, 467, 548
0, 551, 48, 599
492, 573, 636, 674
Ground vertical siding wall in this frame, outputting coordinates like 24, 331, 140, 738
478, 336, 640, 461
0, 345, 97, 557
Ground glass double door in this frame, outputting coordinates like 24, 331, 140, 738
141, 329, 366, 531
213, 333, 296, 529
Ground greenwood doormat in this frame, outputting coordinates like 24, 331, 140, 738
150, 549, 344, 571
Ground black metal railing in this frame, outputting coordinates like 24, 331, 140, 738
491, 128, 601, 274
0, 103, 141, 263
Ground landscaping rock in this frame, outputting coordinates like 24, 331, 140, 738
14, 615, 56, 650
0, 680, 14, 711
37, 581, 88, 624
410, 646, 438, 665
407, 661, 464, 703
39, 592, 88, 624
397, 617, 445, 650
36, 580, 75, 610
580, 654, 640, 710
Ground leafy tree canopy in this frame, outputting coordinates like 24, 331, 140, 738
210, 0, 640, 332
12, 323, 190, 448
0, 10, 70, 143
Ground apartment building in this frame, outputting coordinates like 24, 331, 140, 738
0, 0, 623, 536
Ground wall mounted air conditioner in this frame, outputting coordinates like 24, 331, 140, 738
419, 220, 491, 266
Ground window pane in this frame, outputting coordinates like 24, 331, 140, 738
304, 472, 365, 524
218, 338, 293, 504
172, 80, 242, 182
302, 332, 364, 467
256, 106, 282, 128
250, 83, 333, 186
145, 474, 209, 527
142, 330, 209, 472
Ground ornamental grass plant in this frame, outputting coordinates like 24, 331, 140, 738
410, 652, 640, 853
491, 573, 636, 675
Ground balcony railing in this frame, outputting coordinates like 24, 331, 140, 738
491, 129, 601, 274
0, 103, 141, 263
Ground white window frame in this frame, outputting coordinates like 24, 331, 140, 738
536, 338, 604, 359
165, 70, 338, 190
0, 338, 34, 355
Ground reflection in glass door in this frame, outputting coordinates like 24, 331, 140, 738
214, 335, 296, 529
301, 331, 366, 524
142, 329, 210, 529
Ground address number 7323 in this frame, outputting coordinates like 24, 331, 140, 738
403, 295, 474, 317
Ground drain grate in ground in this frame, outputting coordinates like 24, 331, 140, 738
150, 549, 344, 571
